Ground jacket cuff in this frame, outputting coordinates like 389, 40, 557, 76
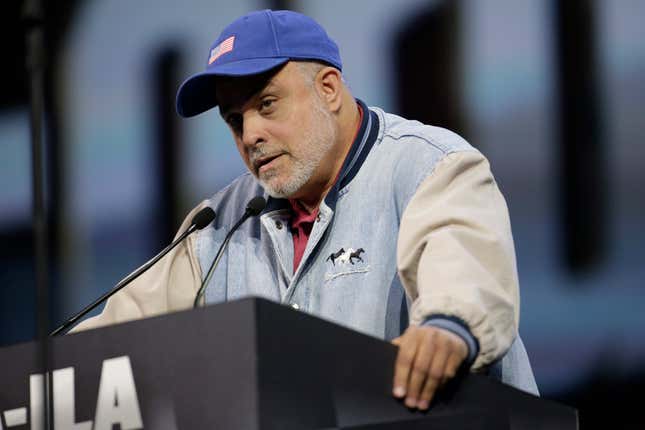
422, 315, 480, 366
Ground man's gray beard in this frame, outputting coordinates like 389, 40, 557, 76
258, 97, 337, 199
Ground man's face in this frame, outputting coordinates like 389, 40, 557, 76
216, 62, 338, 199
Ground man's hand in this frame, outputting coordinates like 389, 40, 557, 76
391, 325, 468, 410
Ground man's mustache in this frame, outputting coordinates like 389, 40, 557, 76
249, 146, 283, 164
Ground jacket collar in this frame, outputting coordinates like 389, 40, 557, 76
264, 98, 380, 213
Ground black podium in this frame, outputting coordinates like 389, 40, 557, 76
0, 298, 577, 429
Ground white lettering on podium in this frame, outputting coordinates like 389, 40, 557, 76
3, 407, 27, 426
93, 356, 143, 430
53, 367, 92, 430
17, 357, 143, 429
29, 374, 44, 430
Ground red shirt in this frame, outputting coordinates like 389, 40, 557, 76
288, 200, 320, 273
289, 104, 364, 273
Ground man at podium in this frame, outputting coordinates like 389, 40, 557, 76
73, 10, 539, 410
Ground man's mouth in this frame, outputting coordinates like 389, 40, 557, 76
254, 153, 284, 174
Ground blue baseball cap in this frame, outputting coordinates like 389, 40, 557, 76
176, 9, 342, 118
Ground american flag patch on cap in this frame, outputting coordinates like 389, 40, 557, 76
208, 36, 235, 64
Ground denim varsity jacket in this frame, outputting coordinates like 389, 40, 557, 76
75, 100, 539, 395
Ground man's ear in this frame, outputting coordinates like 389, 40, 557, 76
316, 67, 343, 112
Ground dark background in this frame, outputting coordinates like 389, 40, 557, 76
1, 1, 644, 428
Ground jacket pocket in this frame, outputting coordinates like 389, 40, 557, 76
324, 265, 371, 283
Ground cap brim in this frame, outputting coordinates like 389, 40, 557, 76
176, 57, 290, 118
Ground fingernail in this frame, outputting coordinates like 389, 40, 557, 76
405, 397, 417, 408
417, 400, 429, 410
393, 386, 406, 397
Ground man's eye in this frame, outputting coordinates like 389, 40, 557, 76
260, 99, 275, 111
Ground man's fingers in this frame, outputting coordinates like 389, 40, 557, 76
440, 334, 468, 385
440, 350, 464, 386
403, 331, 435, 408
392, 326, 471, 411
392, 330, 419, 399
416, 342, 450, 410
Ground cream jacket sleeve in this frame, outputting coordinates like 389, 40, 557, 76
70, 201, 208, 332
397, 151, 519, 370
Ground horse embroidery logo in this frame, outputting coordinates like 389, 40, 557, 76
326, 247, 365, 265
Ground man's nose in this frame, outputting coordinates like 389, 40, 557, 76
241, 112, 265, 148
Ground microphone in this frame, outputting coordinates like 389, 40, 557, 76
51, 206, 216, 336
193, 196, 266, 308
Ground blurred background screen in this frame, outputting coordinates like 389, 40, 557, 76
1, 1, 644, 428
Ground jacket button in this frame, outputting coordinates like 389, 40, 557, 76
276, 221, 283, 229
291, 303, 300, 310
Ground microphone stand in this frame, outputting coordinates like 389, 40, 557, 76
23, 0, 52, 428
50, 223, 200, 336
49, 206, 214, 336
193, 197, 265, 308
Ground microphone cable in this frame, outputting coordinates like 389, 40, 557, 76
193, 196, 266, 308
